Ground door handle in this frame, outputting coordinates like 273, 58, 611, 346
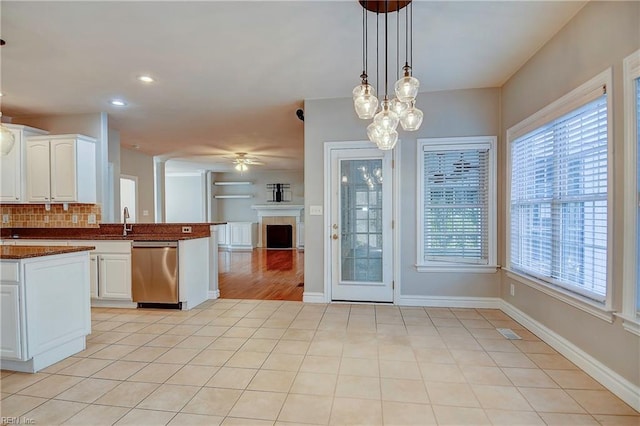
332, 234, 338, 240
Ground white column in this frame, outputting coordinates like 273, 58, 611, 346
153, 157, 166, 223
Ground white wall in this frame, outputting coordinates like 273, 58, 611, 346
213, 169, 304, 222
500, 1, 640, 388
304, 88, 501, 297
120, 148, 155, 223
165, 172, 206, 223
108, 128, 121, 222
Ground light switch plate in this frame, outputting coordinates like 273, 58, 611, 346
2, 214, 9, 224
87, 214, 97, 224
142, 210, 149, 216
309, 205, 323, 215
72, 214, 78, 224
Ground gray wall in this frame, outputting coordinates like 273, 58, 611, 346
120, 148, 155, 223
108, 128, 121, 222
500, 1, 640, 387
304, 88, 501, 296
214, 170, 304, 222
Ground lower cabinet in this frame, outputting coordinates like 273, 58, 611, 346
90, 252, 132, 300
0, 252, 91, 372
0, 283, 22, 360
76, 241, 132, 301
218, 222, 256, 251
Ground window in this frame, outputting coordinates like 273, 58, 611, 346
622, 49, 640, 334
417, 137, 497, 272
120, 175, 137, 223
507, 70, 611, 306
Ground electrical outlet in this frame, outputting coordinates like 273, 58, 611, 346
2, 214, 9, 224
510, 284, 515, 297
142, 210, 149, 216
87, 214, 96, 224
72, 214, 78, 224
45, 204, 51, 211
182, 226, 192, 233
44, 215, 49, 223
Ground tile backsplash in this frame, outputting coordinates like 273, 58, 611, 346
0, 204, 101, 228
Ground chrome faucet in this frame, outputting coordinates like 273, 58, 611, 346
123, 207, 133, 236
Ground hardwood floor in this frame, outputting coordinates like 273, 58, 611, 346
218, 248, 304, 301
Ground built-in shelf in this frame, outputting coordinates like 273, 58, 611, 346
214, 181, 252, 186
214, 195, 252, 199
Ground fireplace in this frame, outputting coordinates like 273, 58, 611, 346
251, 204, 304, 249
266, 224, 293, 249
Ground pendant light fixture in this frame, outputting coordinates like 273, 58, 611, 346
353, 0, 423, 150
0, 113, 16, 156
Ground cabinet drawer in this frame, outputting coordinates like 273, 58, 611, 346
68, 240, 131, 254
0, 262, 19, 282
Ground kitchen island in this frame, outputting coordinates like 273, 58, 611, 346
1, 223, 224, 310
0, 245, 93, 373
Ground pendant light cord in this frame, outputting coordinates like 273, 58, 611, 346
384, 0, 388, 99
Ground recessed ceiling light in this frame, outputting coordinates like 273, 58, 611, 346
138, 75, 154, 83
110, 99, 127, 107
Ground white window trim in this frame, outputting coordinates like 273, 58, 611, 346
416, 136, 498, 273
505, 68, 614, 318
620, 49, 640, 336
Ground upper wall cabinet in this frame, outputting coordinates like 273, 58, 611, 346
0, 124, 48, 203
25, 134, 96, 203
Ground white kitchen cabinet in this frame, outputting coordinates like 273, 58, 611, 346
0, 124, 48, 203
1, 262, 23, 361
98, 254, 131, 299
25, 134, 96, 203
68, 241, 132, 302
218, 222, 256, 251
0, 251, 91, 373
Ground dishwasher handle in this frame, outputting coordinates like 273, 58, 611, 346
132, 241, 178, 248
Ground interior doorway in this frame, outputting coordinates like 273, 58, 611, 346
120, 175, 138, 222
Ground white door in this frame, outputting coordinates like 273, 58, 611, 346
50, 139, 77, 202
0, 128, 22, 202
99, 254, 132, 300
26, 139, 52, 202
330, 147, 393, 302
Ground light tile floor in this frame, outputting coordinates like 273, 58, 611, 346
1, 300, 638, 425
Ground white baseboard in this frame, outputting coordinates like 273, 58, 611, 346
91, 299, 137, 309
397, 295, 502, 309
303, 292, 326, 303
500, 300, 640, 412
208, 290, 220, 300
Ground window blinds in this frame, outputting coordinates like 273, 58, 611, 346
423, 146, 490, 264
510, 94, 608, 301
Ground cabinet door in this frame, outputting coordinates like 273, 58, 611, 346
218, 225, 228, 245
231, 223, 253, 246
26, 140, 51, 202
50, 139, 77, 202
0, 284, 22, 360
98, 254, 132, 300
89, 255, 99, 299
0, 128, 22, 202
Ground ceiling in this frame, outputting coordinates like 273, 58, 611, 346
0, 1, 585, 172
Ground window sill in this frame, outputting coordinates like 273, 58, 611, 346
416, 264, 499, 273
614, 313, 640, 337
504, 269, 614, 323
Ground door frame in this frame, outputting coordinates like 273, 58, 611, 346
323, 140, 401, 304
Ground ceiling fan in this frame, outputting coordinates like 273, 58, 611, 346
227, 152, 263, 172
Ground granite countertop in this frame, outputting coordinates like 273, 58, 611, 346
2, 223, 227, 242
1, 245, 96, 260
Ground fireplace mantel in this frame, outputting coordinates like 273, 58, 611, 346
251, 204, 304, 219
251, 205, 304, 248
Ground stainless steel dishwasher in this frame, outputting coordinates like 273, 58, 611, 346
131, 241, 180, 308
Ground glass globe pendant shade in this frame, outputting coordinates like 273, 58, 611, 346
395, 66, 420, 102
400, 101, 424, 131
373, 100, 399, 131
390, 98, 408, 116
352, 81, 375, 100
234, 162, 248, 172
375, 128, 399, 151
0, 113, 15, 156
367, 122, 383, 143
354, 87, 379, 120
